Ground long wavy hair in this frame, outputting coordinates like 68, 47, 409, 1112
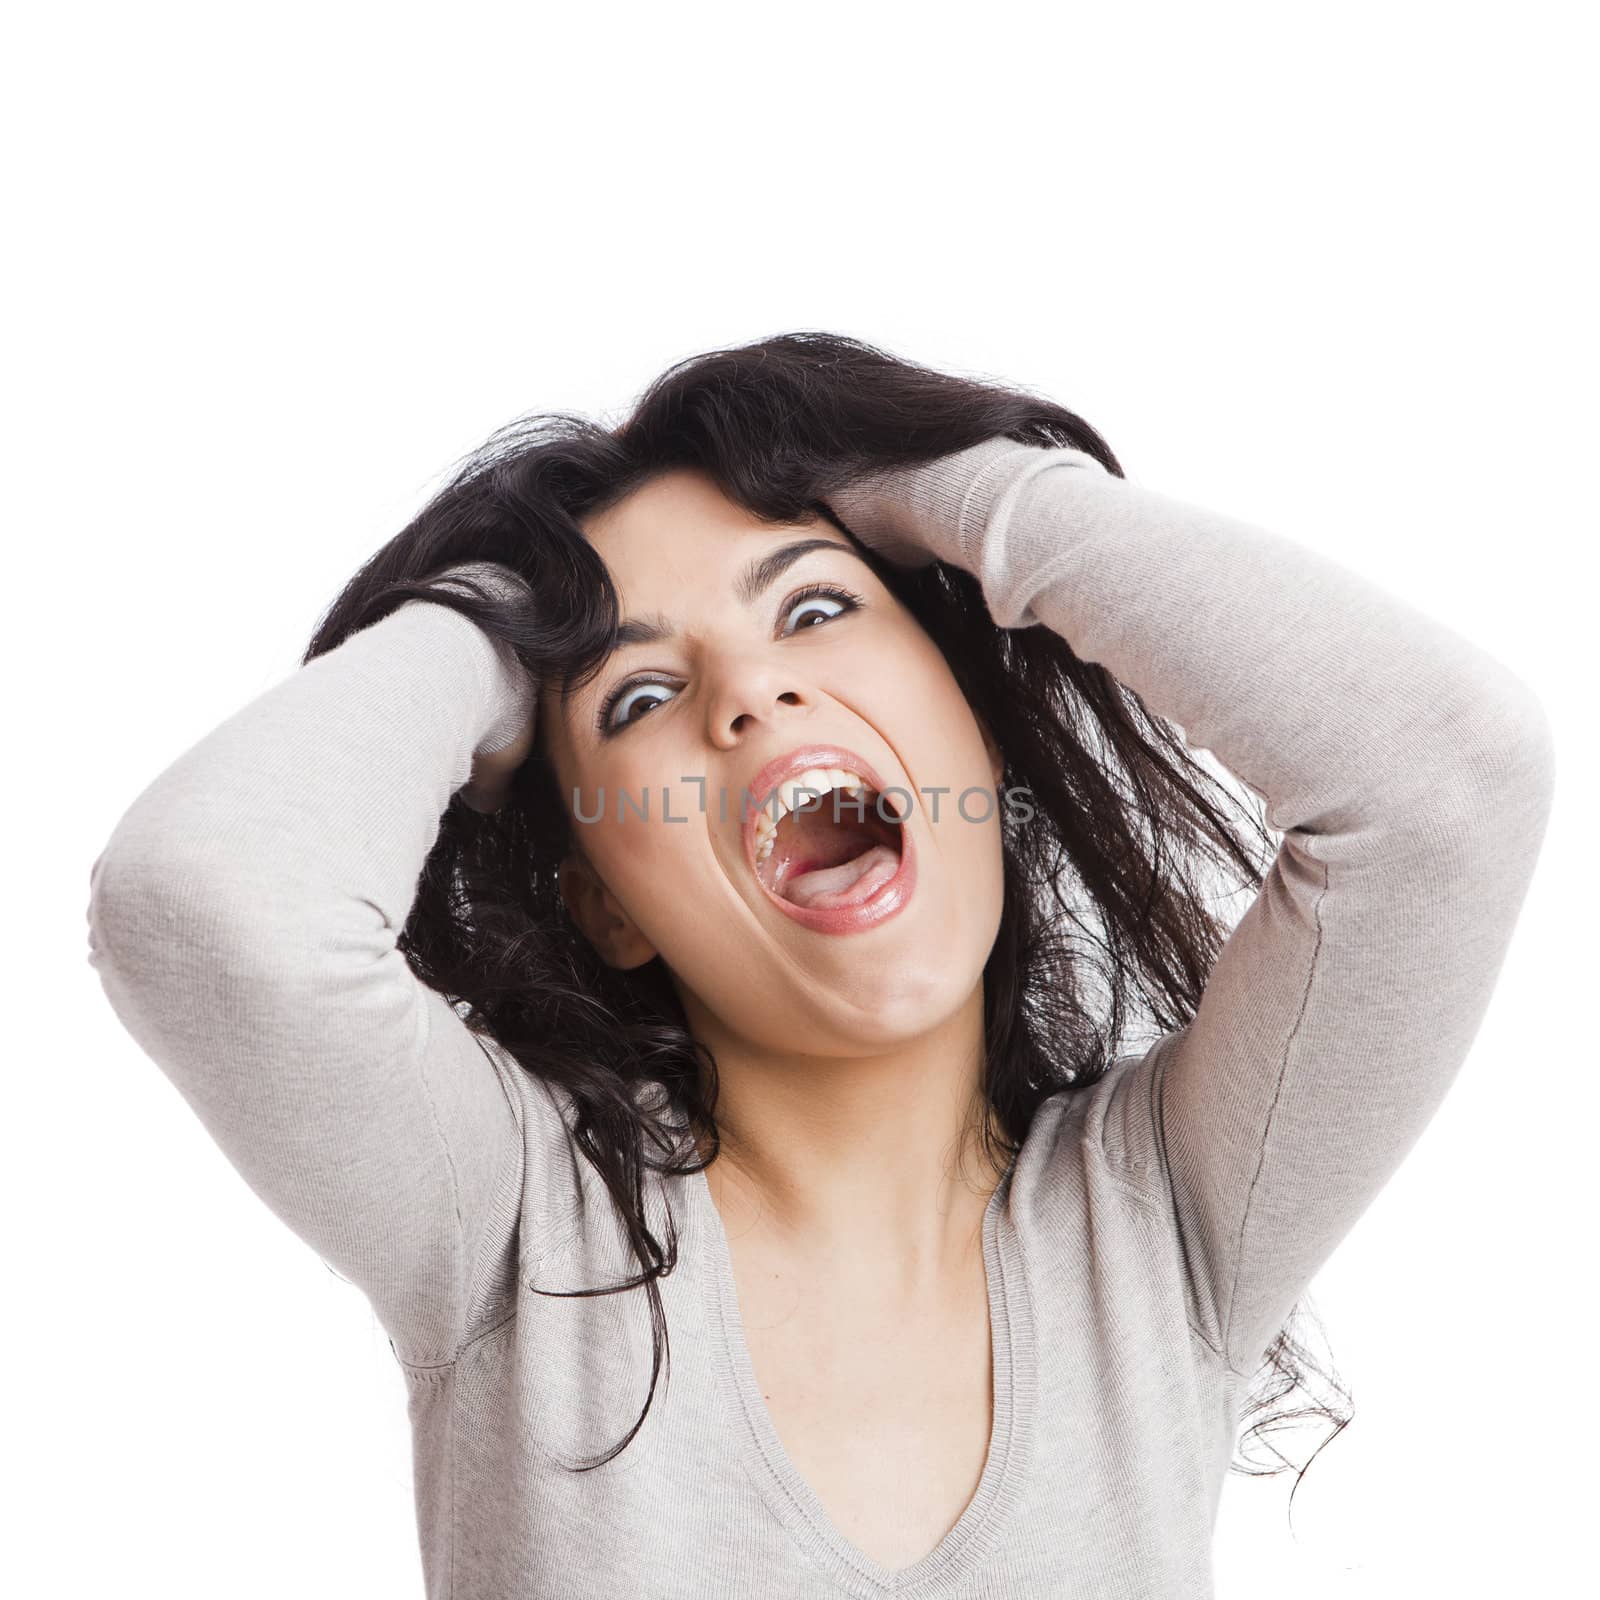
305, 330, 1352, 1523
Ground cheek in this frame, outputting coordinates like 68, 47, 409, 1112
886, 643, 998, 824
880, 623, 971, 730
578, 780, 747, 930
943, 788, 1008, 925
901, 671, 1007, 945
588, 809, 803, 1023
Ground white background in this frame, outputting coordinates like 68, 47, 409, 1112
7, 2, 1594, 1595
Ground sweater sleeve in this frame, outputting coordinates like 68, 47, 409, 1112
827, 437, 1557, 1377
85, 562, 545, 1367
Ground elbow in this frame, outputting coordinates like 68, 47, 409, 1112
85, 835, 183, 1056
86, 830, 266, 1012
88, 828, 385, 1034
1458, 664, 1556, 823
86, 836, 148, 979
86, 834, 197, 996
86, 832, 274, 1097
1408, 663, 1556, 860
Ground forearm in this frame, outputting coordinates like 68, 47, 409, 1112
830, 435, 1555, 840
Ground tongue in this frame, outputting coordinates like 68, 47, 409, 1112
780, 843, 900, 909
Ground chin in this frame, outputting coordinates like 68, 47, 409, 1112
826, 960, 984, 1046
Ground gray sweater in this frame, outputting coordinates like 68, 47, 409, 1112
86, 435, 1555, 1597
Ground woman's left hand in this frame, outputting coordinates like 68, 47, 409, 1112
822, 435, 1049, 575
823, 463, 945, 570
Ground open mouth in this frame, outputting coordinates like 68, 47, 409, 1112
754, 777, 906, 911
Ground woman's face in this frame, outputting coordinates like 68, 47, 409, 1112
538, 466, 1006, 1056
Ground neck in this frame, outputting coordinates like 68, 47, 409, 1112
684, 980, 1011, 1291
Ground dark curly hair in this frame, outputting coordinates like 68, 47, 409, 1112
303, 329, 1352, 1525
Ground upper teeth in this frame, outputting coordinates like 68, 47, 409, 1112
753, 767, 871, 864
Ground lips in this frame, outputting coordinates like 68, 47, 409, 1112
736, 743, 917, 935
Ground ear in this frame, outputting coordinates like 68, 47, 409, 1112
558, 853, 659, 970
976, 713, 1005, 789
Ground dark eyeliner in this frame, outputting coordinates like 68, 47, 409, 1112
596, 671, 667, 737
780, 581, 865, 629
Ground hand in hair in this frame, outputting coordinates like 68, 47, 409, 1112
462, 704, 536, 813
421, 559, 540, 815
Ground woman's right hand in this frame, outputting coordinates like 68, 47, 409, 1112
462, 707, 537, 813
424, 559, 540, 815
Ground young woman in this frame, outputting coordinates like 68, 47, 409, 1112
86, 332, 1555, 1597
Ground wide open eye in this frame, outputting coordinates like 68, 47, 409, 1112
601, 678, 678, 734
781, 583, 863, 635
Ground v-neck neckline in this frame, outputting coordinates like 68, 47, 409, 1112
690, 1154, 1037, 1596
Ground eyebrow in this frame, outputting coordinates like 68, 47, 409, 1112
607, 536, 870, 653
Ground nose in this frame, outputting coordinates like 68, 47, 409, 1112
703, 650, 815, 751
